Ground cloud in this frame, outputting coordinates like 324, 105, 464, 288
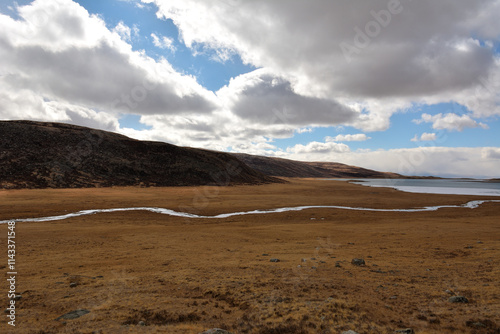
420, 133, 437, 141
415, 113, 489, 131
325, 134, 370, 142
113, 21, 131, 41
286, 141, 351, 155
0, 0, 216, 131
296, 128, 313, 134
481, 147, 500, 160
411, 132, 437, 142
147, 0, 500, 128
117, 0, 147, 9
151, 32, 176, 51
217, 69, 357, 127
302, 147, 500, 178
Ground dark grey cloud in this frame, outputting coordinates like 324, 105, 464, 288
225, 73, 357, 126
153, 0, 500, 110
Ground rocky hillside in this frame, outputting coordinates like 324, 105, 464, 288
232, 153, 405, 179
0, 121, 278, 189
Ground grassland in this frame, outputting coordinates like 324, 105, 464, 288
0, 179, 499, 333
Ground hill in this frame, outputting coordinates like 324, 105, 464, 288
0, 121, 278, 189
232, 153, 405, 179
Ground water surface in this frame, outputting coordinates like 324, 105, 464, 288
339, 178, 500, 196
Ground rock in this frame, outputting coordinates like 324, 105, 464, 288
270, 258, 280, 262
262, 254, 269, 256
467, 322, 486, 328
395, 329, 414, 334
69, 282, 78, 288
55, 309, 90, 321
342, 331, 359, 334
301, 258, 307, 262
200, 329, 234, 334
13, 295, 22, 301
449, 296, 469, 303
335, 262, 342, 268
138, 320, 146, 326
351, 258, 366, 266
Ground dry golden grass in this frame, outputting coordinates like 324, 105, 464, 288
0, 179, 499, 333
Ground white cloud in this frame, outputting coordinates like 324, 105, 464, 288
319, 147, 500, 178
146, 0, 500, 129
272, 144, 500, 179
286, 141, 351, 155
411, 132, 437, 142
117, 0, 147, 9
0, 0, 216, 131
296, 127, 313, 134
113, 21, 131, 41
420, 132, 437, 141
151, 32, 176, 51
325, 133, 370, 142
481, 147, 500, 160
415, 113, 489, 131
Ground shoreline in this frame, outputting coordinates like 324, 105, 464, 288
328, 178, 500, 197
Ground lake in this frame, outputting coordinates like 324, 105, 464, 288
336, 178, 500, 196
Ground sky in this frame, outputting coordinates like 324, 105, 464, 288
0, 0, 499, 178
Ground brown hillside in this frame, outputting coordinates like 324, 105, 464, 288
232, 153, 404, 179
0, 121, 278, 189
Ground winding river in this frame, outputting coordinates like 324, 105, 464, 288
2, 200, 500, 224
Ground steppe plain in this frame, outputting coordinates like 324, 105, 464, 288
1, 179, 499, 333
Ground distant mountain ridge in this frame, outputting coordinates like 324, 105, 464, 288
1, 120, 408, 189
0, 121, 277, 189
232, 153, 405, 179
